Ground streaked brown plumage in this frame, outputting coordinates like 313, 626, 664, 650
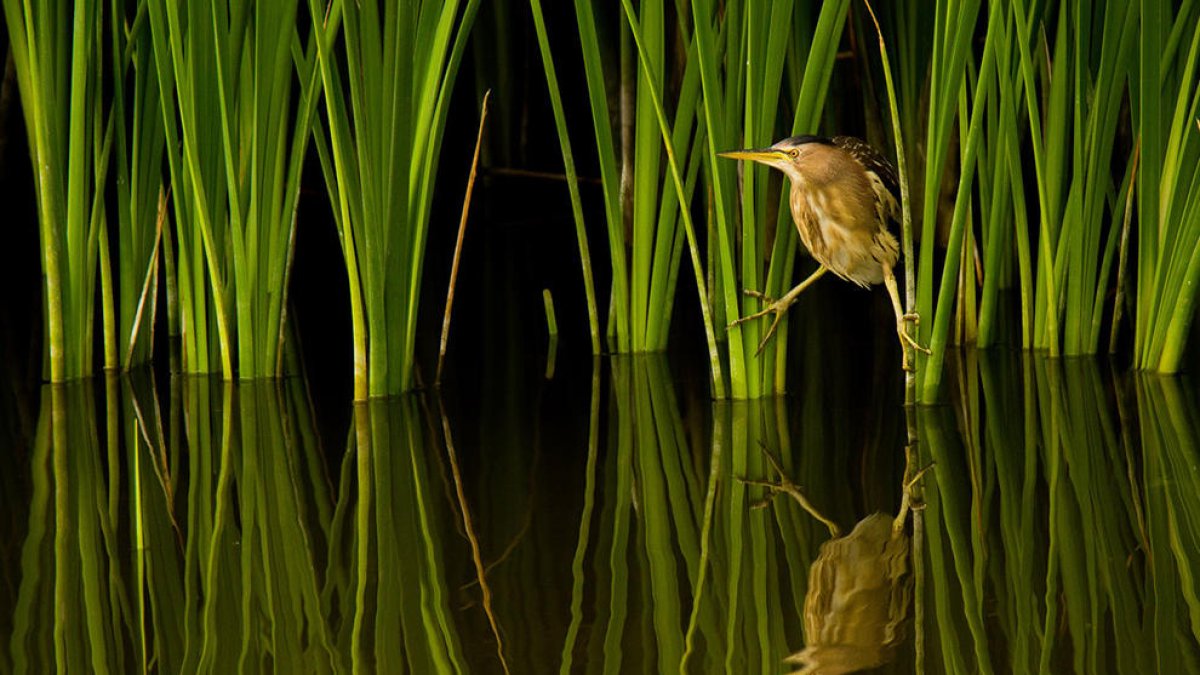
720, 135, 929, 370
739, 444, 933, 675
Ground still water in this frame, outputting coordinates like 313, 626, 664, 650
2, 344, 1199, 673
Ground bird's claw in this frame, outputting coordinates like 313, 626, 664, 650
743, 444, 841, 537
904, 462, 935, 495
897, 313, 931, 371
727, 290, 778, 327
728, 290, 793, 355
736, 476, 784, 510
893, 459, 936, 534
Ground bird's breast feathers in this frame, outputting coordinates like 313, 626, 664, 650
793, 181, 898, 287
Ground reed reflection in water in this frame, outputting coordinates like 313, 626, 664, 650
2, 350, 1200, 672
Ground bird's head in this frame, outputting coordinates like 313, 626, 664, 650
718, 135, 831, 182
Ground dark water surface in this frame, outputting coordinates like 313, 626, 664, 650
2, 339, 1200, 674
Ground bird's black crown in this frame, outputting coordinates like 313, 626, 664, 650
781, 134, 834, 147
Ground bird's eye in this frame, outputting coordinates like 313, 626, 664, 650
788, 148, 800, 158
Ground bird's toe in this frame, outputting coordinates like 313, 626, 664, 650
742, 288, 775, 302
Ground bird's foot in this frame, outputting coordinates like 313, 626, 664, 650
897, 313, 932, 371
736, 445, 803, 508
892, 458, 936, 536
738, 444, 841, 537
904, 462, 935, 501
736, 476, 790, 510
728, 290, 796, 355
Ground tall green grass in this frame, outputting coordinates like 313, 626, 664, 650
1025, 0, 1137, 360
10, 0, 1200, 396
525, 0, 601, 355
309, 0, 480, 399
2, 0, 109, 381
907, 0, 987, 400
891, 0, 1200, 397
531, 1, 849, 399
109, 0, 167, 371
147, 0, 323, 380
528, 1, 717, 384
147, 1, 229, 377
1133, 4, 1200, 373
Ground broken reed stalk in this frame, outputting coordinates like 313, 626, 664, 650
542, 289, 559, 337
437, 90, 491, 387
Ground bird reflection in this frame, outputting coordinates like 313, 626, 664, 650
786, 512, 910, 674
743, 446, 931, 674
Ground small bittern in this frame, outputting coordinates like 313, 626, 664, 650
720, 135, 930, 370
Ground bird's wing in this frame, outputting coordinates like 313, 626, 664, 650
831, 136, 900, 222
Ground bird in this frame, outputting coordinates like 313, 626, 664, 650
719, 135, 930, 370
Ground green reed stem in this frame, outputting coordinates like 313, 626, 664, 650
920, 0, 998, 402
913, 0, 982, 390
527, 0, 602, 355
619, 0, 725, 399
694, 0, 848, 399
110, 0, 166, 371
2, 0, 109, 381
310, 0, 480, 397
861, 0, 916, 402
1137, 4, 1200, 372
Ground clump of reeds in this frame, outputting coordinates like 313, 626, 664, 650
3, 0, 108, 381
529, 0, 714, 369
309, 0, 480, 399
863, 0, 1200, 400
7, 0, 1200, 401
146, 0, 323, 379
530, 0, 851, 399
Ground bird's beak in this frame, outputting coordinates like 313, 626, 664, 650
718, 148, 787, 164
